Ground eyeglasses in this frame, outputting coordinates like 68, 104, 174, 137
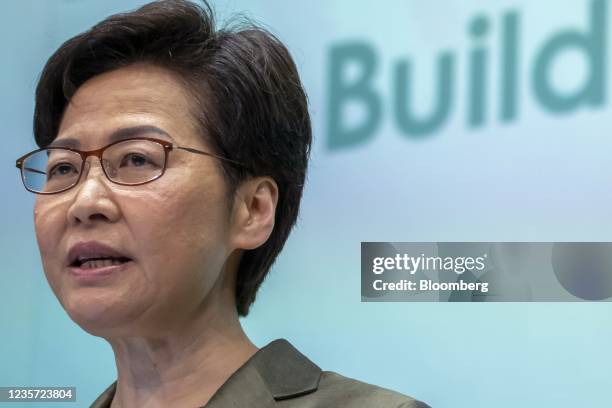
15, 137, 242, 195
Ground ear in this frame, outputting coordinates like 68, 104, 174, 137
229, 177, 279, 250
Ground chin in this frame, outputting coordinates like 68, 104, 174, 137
62, 290, 135, 336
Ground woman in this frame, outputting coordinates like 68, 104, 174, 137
15, 1, 429, 407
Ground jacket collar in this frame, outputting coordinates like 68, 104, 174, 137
90, 338, 322, 407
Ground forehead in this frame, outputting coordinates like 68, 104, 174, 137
56, 64, 199, 148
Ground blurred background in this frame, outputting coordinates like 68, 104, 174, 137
2, 1, 611, 407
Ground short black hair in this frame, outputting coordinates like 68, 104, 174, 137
33, 0, 312, 316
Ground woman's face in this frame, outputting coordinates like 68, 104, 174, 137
34, 64, 235, 336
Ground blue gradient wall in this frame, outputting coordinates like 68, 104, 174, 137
2, 1, 611, 407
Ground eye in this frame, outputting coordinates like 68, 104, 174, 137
120, 153, 152, 167
48, 162, 78, 179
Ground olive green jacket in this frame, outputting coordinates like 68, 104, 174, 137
90, 338, 430, 407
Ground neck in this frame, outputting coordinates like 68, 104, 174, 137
107, 300, 257, 408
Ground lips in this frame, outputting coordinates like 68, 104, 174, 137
67, 241, 133, 268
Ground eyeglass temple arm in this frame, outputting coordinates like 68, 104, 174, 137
15, 160, 46, 175
22, 166, 46, 175
174, 146, 244, 167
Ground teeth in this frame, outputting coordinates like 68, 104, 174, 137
81, 258, 125, 269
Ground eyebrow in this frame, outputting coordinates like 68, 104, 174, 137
48, 125, 174, 148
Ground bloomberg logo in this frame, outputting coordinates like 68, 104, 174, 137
327, 0, 607, 149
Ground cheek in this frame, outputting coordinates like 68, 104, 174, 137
124, 178, 230, 290
34, 197, 70, 295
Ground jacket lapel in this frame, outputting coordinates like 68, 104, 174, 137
89, 338, 322, 408
206, 338, 322, 406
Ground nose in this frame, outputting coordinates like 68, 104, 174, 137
66, 157, 121, 226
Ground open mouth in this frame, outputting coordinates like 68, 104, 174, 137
67, 241, 134, 274
71, 256, 132, 269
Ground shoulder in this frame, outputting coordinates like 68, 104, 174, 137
290, 370, 431, 408
204, 338, 431, 408
251, 339, 430, 408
